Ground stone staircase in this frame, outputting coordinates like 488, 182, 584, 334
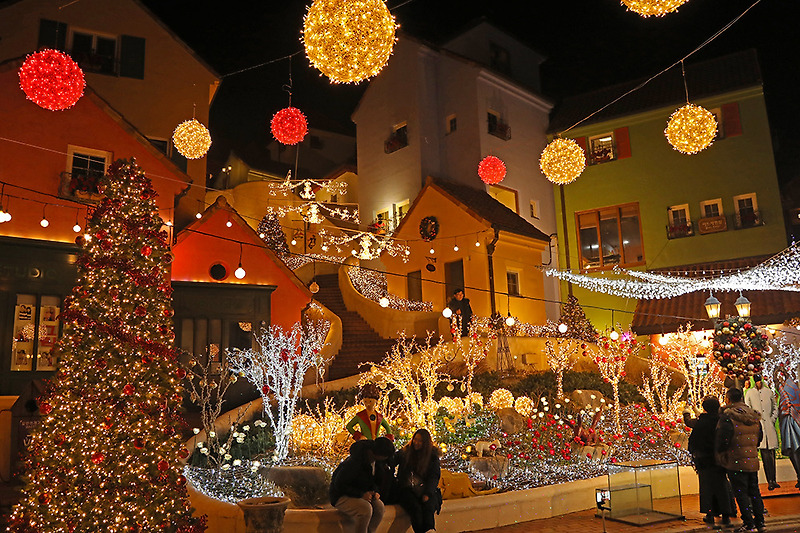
312, 274, 398, 380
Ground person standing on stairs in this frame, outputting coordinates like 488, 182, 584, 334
446, 288, 473, 338
347, 383, 395, 441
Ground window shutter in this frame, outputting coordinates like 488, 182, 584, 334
573, 137, 589, 158
38, 19, 67, 50
614, 127, 632, 159
721, 102, 742, 137
119, 35, 146, 79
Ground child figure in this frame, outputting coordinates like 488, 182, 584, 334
347, 384, 394, 441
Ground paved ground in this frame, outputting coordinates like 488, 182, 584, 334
474, 484, 800, 533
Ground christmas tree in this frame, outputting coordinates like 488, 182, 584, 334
257, 213, 290, 257
559, 295, 598, 343
10, 159, 204, 533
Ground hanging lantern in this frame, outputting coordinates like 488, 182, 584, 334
302, 0, 397, 84
539, 138, 586, 185
271, 107, 308, 145
665, 103, 717, 154
172, 119, 212, 159
18, 49, 85, 111
620, 0, 689, 17
478, 155, 507, 185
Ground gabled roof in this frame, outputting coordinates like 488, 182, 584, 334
631, 254, 800, 335
395, 177, 550, 242
548, 49, 762, 134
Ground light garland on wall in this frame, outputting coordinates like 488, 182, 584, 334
347, 266, 433, 311
265, 200, 359, 224
268, 171, 349, 200
320, 228, 409, 262
544, 244, 800, 299
172, 118, 212, 159
302, 0, 397, 84
539, 138, 586, 185
620, 0, 689, 17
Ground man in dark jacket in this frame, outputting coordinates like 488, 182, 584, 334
716, 387, 766, 533
330, 439, 392, 533
446, 288, 472, 337
688, 396, 735, 525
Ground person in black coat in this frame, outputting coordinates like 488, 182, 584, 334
687, 396, 735, 526
395, 428, 443, 533
446, 288, 472, 338
330, 439, 393, 533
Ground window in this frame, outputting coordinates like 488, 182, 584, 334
394, 200, 410, 228
709, 108, 725, 140
446, 114, 457, 135
489, 42, 511, 74
371, 208, 391, 234
384, 122, 408, 153
530, 200, 540, 219
178, 318, 252, 365
576, 203, 644, 271
61, 146, 111, 201
407, 270, 422, 302
488, 185, 519, 214
506, 271, 520, 297
70, 29, 117, 75
11, 294, 62, 371
700, 199, 723, 219
667, 204, 693, 239
487, 111, 511, 140
148, 138, 168, 155
588, 133, 616, 164
733, 193, 761, 229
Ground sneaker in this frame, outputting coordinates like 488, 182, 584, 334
704, 514, 716, 524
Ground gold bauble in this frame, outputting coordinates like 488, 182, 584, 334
539, 138, 586, 185
172, 119, 212, 159
665, 103, 717, 154
620, 0, 689, 17
303, 0, 397, 84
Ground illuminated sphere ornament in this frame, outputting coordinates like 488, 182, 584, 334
478, 155, 507, 185
665, 103, 717, 154
620, 0, 689, 17
271, 106, 308, 145
19, 49, 85, 110
539, 138, 586, 185
303, 0, 397, 84
172, 119, 212, 159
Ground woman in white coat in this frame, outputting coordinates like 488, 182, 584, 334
745, 375, 780, 489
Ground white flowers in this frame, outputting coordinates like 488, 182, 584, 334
192, 427, 200, 435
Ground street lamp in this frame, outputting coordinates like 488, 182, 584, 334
735, 293, 751, 317
704, 293, 721, 319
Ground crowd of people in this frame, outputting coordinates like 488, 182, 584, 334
331, 385, 443, 533
686, 367, 800, 533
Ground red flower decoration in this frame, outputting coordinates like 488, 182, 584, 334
478, 155, 507, 185
271, 106, 308, 145
91, 451, 105, 464
18, 49, 85, 110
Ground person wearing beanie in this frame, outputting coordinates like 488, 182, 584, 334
346, 383, 395, 441
744, 375, 780, 489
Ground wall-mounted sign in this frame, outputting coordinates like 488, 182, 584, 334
698, 216, 728, 235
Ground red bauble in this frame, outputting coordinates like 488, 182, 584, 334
95, 358, 107, 369
133, 438, 145, 449
134, 306, 147, 317
123, 384, 135, 395
176, 368, 187, 379
141, 245, 152, 257
177, 474, 187, 486
18, 49, 85, 111
270, 106, 308, 145
142, 354, 153, 364
38, 493, 52, 505
54, 434, 66, 446
162, 253, 174, 264
90, 451, 105, 464
157, 459, 169, 472
478, 155, 507, 185
178, 448, 190, 459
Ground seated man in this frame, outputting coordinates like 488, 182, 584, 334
330, 439, 394, 533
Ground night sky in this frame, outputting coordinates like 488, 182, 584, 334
141, 0, 800, 181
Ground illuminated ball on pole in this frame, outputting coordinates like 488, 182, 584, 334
172, 119, 212, 159
620, 0, 689, 17
271, 107, 308, 145
19, 49, 85, 110
664, 103, 717, 154
303, 0, 397, 84
539, 138, 586, 185
478, 155, 507, 185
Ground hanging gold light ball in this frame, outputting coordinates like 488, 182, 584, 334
172, 119, 212, 159
539, 138, 586, 185
620, 0, 689, 17
302, 0, 397, 84
664, 103, 717, 154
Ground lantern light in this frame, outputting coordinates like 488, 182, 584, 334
379, 297, 389, 308
442, 307, 453, 319
40, 205, 49, 228
704, 294, 721, 319
505, 314, 516, 327
309, 281, 320, 294
234, 244, 246, 279
558, 323, 568, 334
609, 329, 619, 341
735, 293, 751, 317
539, 138, 586, 185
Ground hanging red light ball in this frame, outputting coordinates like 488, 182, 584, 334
271, 106, 308, 145
18, 49, 85, 111
478, 155, 507, 185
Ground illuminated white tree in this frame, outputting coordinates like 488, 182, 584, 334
545, 338, 579, 399
585, 328, 640, 434
227, 320, 329, 462
638, 361, 685, 421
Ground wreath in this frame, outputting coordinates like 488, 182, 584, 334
419, 216, 439, 242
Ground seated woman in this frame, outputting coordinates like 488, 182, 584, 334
395, 429, 442, 533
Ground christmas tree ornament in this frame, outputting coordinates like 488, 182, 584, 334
18, 49, 85, 110
665, 103, 717, 154
539, 138, 586, 185
303, 0, 397, 84
620, 0, 689, 17
478, 155, 507, 185
271, 106, 308, 145
172, 118, 212, 159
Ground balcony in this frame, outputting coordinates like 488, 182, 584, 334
588, 147, 616, 165
70, 51, 117, 76
488, 121, 511, 141
666, 222, 694, 239
384, 130, 408, 154
733, 210, 764, 230
59, 170, 104, 203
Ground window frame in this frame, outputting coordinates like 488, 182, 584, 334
68, 27, 118, 75
445, 114, 457, 135
530, 200, 540, 220
587, 132, 616, 164
700, 198, 724, 219
733, 192, 759, 229
11, 293, 63, 372
506, 271, 521, 297
668, 203, 691, 226
575, 202, 645, 272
